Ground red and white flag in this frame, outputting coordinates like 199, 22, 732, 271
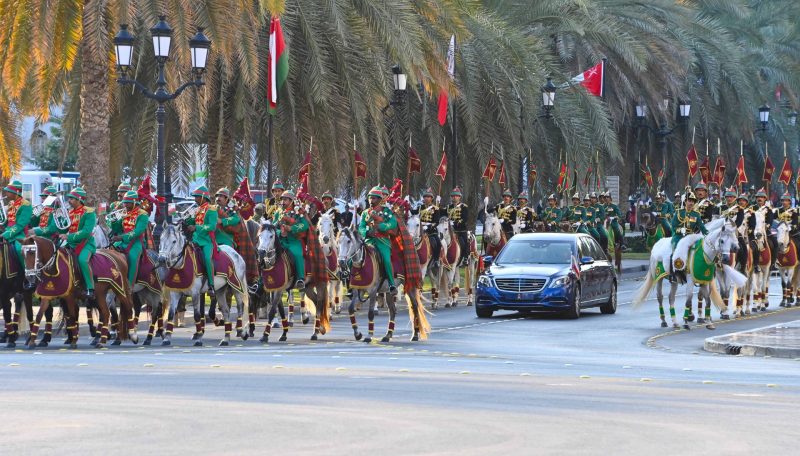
736, 156, 748, 185
437, 35, 455, 126
435, 153, 448, 180
763, 155, 775, 183
686, 145, 699, 177
778, 158, 792, 185
497, 161, 506, 186
571, 255, 581, 279
570, 60, 604, 97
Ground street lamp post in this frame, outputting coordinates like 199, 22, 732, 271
382, 65, 407, 184
113, 16, 211, 241
635, 98, 691, 192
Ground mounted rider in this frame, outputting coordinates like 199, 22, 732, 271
214, 187, 240, 249
581, 194, 600, 239
719, 187, 737, 214
751, 187, 776, 257
62, 187, 97, 299
29, 185, 57, 233
110, 190, 149, 287
670, 191, 708, 280
516, 192, 535, 233
775, 192, 798, 236
273, 189, 308, 289
542, 194, 562, 231
727, 192, 756, 267
567, 192, 584, 224
602, 191, 626, 250
265, 179, 285, 221
108, 181, 132, 237
413, 187, 443, 268
493, 189, 517, 239
694, 181, 715, 223
320, 191, 344, 232
359, 185, 398, 294
1, 180, 32, 270
590, 192, 609, 251
647, 191, 674, 236
184, 186, 218, 287
447, 187, 470, 267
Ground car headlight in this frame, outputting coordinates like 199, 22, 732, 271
548, 276, 571, 288
477, 275, 493, 288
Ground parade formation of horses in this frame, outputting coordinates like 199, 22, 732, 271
633, 217, 746, 330
0, 239, 34, 348
158, 223, 250, 347
255, 221, 330, 342
22, 236, 138, 348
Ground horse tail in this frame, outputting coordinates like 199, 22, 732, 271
319, 283, 330, 334
407, 289, 430, 340
632, 271, 654, 310
792, 262, 800, 289
708, 279, 725, 311
722, 264, 748, 289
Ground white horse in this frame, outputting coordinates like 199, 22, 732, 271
158, 223, 250, 346
317, 211, 343, 314
634, 218, 745, 329
407, 213, 442, 309
482, 199, 507, 258
751, 210, 772, 312
775, 221, 797, 308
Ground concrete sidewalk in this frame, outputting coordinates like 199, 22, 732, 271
704, 320, 800, 358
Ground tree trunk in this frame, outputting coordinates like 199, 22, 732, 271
207, 97, 235, 192
77, 2, 111, 206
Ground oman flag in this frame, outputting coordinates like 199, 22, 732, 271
437, 35, 455, 126
268, 16, 289, 115
570, 60, 605, 97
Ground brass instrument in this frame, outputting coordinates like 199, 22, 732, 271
105, 208, 127, 226
52, 195, 71, 230
0, 196, 7, 225
173, 202, 199, 223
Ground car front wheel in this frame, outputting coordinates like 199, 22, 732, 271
600, 282, 617, 314
476, 306, 493, 318
565, 284, 581, 319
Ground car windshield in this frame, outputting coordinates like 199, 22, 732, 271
495, 239, 575, 265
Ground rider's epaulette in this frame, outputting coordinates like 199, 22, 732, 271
84, 207, 95, 213
21, 199, 31, 206
207, 204, 218, 211
137, 209, 148, 216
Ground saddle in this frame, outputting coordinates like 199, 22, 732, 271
1, 242, 20, 279
135, 251, 163, 293
349, 244, 404, 290
164, 245, 244, 294
440, 233, 461, 270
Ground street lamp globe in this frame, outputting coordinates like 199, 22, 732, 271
635, 103, 647, 120
759, 105, 771, 126
150, 15, 173, 60
679, 100, 691, 119
189, 28, 212, 73
113, 24, 135, 72
541, 77, 556, 109
789, 111, 798, 127
392, 65, 407, 92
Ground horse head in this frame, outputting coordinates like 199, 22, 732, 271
317, 212, 336, 246
706, 219, 738, 264
158, 222, 186, 266
337, 227, 363, 269
776, 221, 792, 254
20, 236, 54, 286
437, 216, 452, 246
406, 213, 422, 244
483, 211, 502, 246
257, 222, 278, 266
753, 209, 767, 249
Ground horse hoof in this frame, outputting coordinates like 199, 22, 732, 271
381, 336, 391, 343
241, 333, 249, 341
130, 335, 139, 345
191, 333, 199, 341
143, 338, 152, 346
161, 340, 171, 346
467, 302, 473, 307
219, 340, 229, 347
259, 335, 269, 344
89, 339, 98, 348
364, 337, 372, 343
193, 341, 203, 347
69, 343, 78, 350
660, 322, 668, 328
706, 324, 716, 330
27, 342, 37, 350
248, 329, 255, 338
302, 317, 310, 325
687, 315, 695, 322
155, 330, 164, 338
310, 334, 318, 341
697, 318, 706, 324
111, 339, 122, 346
95, 343, 105, 349
354, 332, 362, 341
452, 302, 458, 308
335, 309, 341, 315
444, 303, 451, 308
682, 324, 691, 330
36, 341, 48, 348
672, 324, 680, 329
411, 334, 419, 342
720, 314, 730, 320
279, 334, 287, 342
236, 330, 243, 338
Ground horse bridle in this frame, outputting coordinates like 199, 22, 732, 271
22, 238, 58, 281
257, 226, 278, 268
161, 226, 188, 269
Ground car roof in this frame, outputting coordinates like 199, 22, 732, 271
506, 233, 588, 242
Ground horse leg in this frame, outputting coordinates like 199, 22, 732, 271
364, 295, 376, 343
381, 292, 397, 343
696, 286, 706, 324
286, 290, 295, 326
217, 290, 232, 347
144, 298, 157, 346
0, 295, 10, 343
65, 297, 79, 349
39, 302, 55, 346
27, 298, 51, 348
348, 292, 362, 341
655, 279, 668, 327
162, 292, 179, 346
703, 286, 715, 330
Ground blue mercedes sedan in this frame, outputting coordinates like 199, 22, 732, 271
475, 233, 617, 319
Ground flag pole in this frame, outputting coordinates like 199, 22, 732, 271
438, 137, 446, 197
352, 134, 358, 206
785, 141, 788, 192
485, 142, 494, 199
739, 139, 743, 195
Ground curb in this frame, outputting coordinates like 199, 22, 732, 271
704, 321, 800, 359
620, 265, 647, 275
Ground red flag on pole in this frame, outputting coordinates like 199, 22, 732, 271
298, 152, 311, 180
698, 156, 711, 185
713, 156, 726, 185
482, 157, 497, 181
497, 161, 507, 186
435, 153, 448, 180
408, 148, 421, 174
642, 163, 653, 190
354, 151, 367, 179
569, 60, 605, 97
686, 145, 699, 177
736, 156, 748, 185
556, 163, 567, 191
232, 177, 256, 220
778, 158, 793, 185
762, 155, 775, 183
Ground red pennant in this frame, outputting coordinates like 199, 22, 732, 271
408, 148, 421, 174
298, 152, 311, 180
686, 145, 698, 177
482, 157, 497, 181
698, 156, 712, 185
778, 158, 793, 185
497, 161, 506, 186
354, 151, 367, 180
713, 156, 726, 186
736, 156, 748, 185
763, 155, 775, 183
435, 153, 448, 180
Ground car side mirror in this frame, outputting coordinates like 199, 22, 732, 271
482, 256, 493, 268
580, 256, 594, 265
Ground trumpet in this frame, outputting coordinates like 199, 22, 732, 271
0, 196, 7, 225
105, 208, 127, 225
52, 195, 71, 230
173, 202, 199, 223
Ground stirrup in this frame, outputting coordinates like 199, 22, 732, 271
294, 279, 305, 289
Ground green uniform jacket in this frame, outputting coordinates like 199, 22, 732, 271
568, 205, 584, 223
66, 207, 97, 251
1, 198, 32, 241
543, 207, 562, 224
273, 208, 309, 238
33, 212, 66, 237
216, 209, 241, 248
113, 210, 149, 252
358, 206, 398, 242
185, 204, 218, 248
671, 208, 708, 237
594, 204, 606, 224
582, 205, 597, 226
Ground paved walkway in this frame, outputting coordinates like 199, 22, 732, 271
705, 319, 800, 358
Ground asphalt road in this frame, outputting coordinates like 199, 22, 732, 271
2, 272, 799, 455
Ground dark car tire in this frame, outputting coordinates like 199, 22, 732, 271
565, 284, 581, 319
600, 281, 617, 315
475, 306, 493, 318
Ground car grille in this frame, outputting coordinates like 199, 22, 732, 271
494, 278, 547, 293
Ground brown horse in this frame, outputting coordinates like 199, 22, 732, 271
22, 236, 137, 349
0, 240, 34, 348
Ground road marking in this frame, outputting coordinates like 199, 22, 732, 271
733, 393, 764, 397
